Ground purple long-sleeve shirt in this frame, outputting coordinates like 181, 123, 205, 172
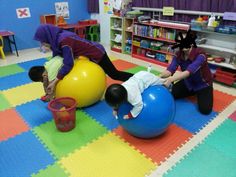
34, 24, 106, 80
167, 48, 213, 91
57, 36, 106, 79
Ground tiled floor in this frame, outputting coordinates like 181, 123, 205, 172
1, 47, 236, 177
1, 46, 234, 95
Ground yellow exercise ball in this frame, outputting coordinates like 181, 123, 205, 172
55, 56, 106, 107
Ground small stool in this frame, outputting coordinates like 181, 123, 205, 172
0, 36, 6, 59
86, 25, 100, 42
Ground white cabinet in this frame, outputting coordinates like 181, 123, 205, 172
110, 16, 123, 53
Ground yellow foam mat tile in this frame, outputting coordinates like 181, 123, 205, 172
2, 82, 44, 107
60, 132, 156, 177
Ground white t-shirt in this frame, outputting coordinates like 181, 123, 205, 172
122, 71, 165, 117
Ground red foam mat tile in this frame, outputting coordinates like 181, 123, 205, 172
229, 111, 236, 121
0, 109, 29, 141
112, 59, 138, 71
106, 77, 123, 87
187, 90, 236, 112
212, 90, 236, 112
113, 124, 193, 164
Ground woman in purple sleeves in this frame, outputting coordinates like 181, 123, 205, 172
28, 24, 133, 98
161, 30, 213, 115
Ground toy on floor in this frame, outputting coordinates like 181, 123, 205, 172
48, 97, 77, 132
55, 56, 106, 107
117, 85, 175, 138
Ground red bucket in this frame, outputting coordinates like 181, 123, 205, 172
48, 97, 77, 132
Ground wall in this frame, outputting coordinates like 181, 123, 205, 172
97, 0, 132, 47
0, 0, 90, 50
98, 0, 112, 47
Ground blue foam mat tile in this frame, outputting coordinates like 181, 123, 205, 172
17, 58, 48, 71
0, 131, 55, 177
83, 100, 119, 130
0, 72, 32, 91
16, 99, 53, 128
173, 99, 218, 134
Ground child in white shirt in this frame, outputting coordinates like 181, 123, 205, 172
105, 70, 165, 119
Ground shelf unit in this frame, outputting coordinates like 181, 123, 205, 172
194, 29, 236, 70
109, 14, 236, 85
208, 60, 236, 70
131, 21, 189, 66
40, 14, 57, 25
123, 17, 134, 55
131, 7, 236, 71
129, 7, 236, 86
194, 29, 236, 85
110, 16, 123, 53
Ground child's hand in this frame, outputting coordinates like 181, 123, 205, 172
123, 114, 134, 119
47, 83, 55, 95
123, 115, 130, 119
47, 78, 59, 95
113, 110, 118, 119
47, 94, 55, 102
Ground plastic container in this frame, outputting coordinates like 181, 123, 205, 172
214, 68, 236, 86
190, 20, 207, 30
48, 97, 77, 132
207, 14, 215, 27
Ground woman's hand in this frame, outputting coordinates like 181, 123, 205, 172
160, 70, 172, 78
163, 77, 174, 88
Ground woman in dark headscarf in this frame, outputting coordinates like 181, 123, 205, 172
29, 24, 133, 97
161, 30, 213, 115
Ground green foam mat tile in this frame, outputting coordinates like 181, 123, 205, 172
165, 119, 236, 177
203, 119, 236, 158
126, 66, 161, 75
33, 110, 108, 159
31, 163, 68, 177
0, 93, 11, 111
0, 64, 25, 77
164, 142, 236, 177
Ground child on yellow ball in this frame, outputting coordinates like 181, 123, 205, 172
28, 24, 133, 101
28, 56, 63, 101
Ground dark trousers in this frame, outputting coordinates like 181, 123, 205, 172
98, 53, 133, 81
171, 80, 213, 115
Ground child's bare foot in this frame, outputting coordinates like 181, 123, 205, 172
40, 94, 54, 102
41, 95, 49, 102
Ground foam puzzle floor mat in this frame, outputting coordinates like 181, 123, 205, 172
0, 57, 235, 177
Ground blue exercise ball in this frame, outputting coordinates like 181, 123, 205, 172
117, 85, 175, 138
